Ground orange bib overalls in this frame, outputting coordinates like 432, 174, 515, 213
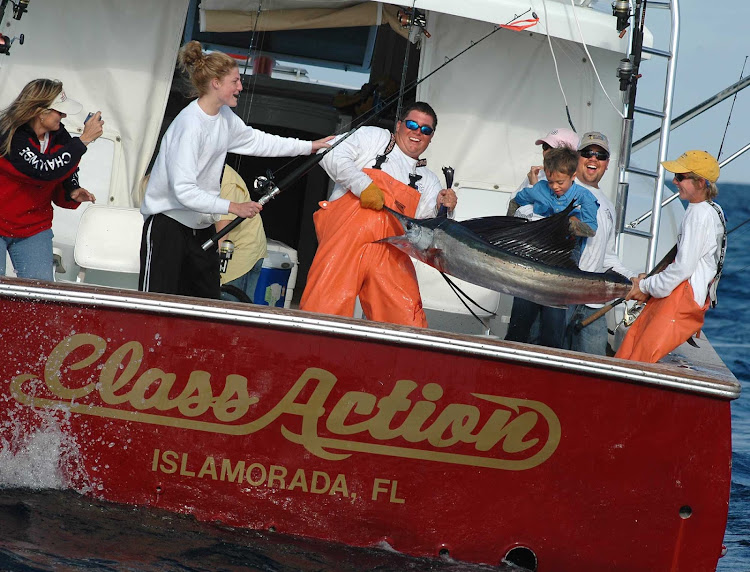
300, 167, 428, 328
615, 280, 708, 363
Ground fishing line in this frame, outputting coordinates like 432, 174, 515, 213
721, 263, 750, 279
439, 273, 497, 332
568, 0, 625, 120
728, 215, 750, 236
205, 9, 535, 247
439, 273, 498, 316
715, 215, 750, 272
718, 56, 748, 161
233, 0, 264, 174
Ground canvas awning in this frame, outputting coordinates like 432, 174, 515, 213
200, 1, 408, 39
199, 0, 646, 54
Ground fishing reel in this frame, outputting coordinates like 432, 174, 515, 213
218, 239, 235, 274
253, 171, 281, 206
0, 32, 22, 55
253, 172, 274, 196
397, 7, 431, 38
622, 302, 644, 327
616, 57, 636, 91
612, 0, 631, 33
0, 0, 29, 55
13, 0, 29, 19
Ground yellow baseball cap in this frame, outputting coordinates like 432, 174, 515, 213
661, 150, 720, 183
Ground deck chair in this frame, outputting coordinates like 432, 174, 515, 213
74, 205, 143, 285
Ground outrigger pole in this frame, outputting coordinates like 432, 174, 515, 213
201, 9, 534, 251
626, 142, 750, 230
626, 68, 750, 230
631, 74, 750, 153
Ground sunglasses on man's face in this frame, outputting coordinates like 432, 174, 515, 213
579, 149, 610, 160
403, 119, 434, 136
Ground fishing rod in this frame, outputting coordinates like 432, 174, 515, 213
575, 244, 676, 331
579, 206, 747, 330
202, 9, 535, 251
394, 0, 418, 127
230, 0, 264, 175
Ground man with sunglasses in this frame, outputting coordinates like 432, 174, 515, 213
300, 101, 457, 327
565, 131, 636, 356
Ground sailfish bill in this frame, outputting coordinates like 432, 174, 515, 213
378, 203, 632, 309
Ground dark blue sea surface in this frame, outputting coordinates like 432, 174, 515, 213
0, 186, 748, 571
704, 183, 750, 571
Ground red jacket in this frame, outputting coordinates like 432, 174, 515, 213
0, 123, 87, 237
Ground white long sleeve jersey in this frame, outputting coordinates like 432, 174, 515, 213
320, 126, 443, 219
641, 201, 725, 305
141, 100, 312, 228
577, 184, 635, 307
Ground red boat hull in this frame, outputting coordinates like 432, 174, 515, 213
0, 282, 736, 571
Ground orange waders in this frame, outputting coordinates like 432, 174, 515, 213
615, 281, 709, 363
300, 168, 428, 328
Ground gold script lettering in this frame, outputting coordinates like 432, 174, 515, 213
11, 334, 561, 471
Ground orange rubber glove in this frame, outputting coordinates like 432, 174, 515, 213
360, 181, 385, 211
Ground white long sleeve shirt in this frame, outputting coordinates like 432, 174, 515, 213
141, 100, 312, 228
576, 184, 635, 308
320, 126, 443, 219
641, 200, 724, 306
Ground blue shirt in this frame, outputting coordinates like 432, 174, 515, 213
514, 180, 599, 231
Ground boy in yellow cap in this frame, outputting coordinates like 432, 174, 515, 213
616, 150, 726, 363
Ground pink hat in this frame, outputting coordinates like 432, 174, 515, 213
535, 128, 579, 150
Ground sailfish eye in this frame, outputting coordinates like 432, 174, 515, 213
406, 222, 413, 230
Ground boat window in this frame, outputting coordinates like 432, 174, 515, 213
187, 8, 376, 73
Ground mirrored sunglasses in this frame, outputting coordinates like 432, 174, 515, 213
404, 119, 434, 136
579, 149, 610, 160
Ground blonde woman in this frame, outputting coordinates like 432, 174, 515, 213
616, 151, 726, 363
0, 79, 103, 280
139, 41, 332, 299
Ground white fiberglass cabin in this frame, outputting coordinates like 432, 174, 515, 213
0, 0, 684, 342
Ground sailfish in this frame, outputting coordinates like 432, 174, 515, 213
378, 202, 632, 309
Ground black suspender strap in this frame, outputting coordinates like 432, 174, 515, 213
707, 200, 727, 308
372, 134, 397, 170
372, 133, 428, 189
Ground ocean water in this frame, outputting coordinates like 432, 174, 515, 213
0, 186, 748, 571
703, 183, 750, 571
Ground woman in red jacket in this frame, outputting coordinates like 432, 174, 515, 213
0, 79, 103, 281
